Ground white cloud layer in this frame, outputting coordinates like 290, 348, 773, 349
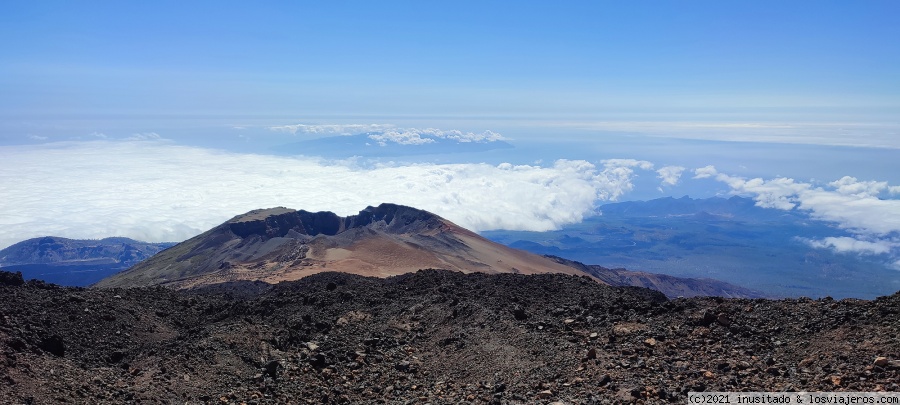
266, 124, 506, 146
829, 176, 892, 198
0, 141, 654, 249
596, 159, 654, 200
657, 165, 686, 186
695, 165, 900, 258
805, 237, 895, 255
125, 132, 162, 141
269, 124, 395, 135
368, 128, 505, 146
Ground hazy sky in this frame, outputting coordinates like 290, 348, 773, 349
2, 1, 898, 125
1, 1, 899, 266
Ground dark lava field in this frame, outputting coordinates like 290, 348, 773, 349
1, 269, 898, 404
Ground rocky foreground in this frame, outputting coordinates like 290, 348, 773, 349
1, 269, 898, 404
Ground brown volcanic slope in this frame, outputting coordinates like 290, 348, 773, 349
96, 204, 590, 289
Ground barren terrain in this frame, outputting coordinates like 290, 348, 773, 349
2, 269, 897, 404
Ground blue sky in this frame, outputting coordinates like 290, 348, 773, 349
1, 1, 900, 267
2, 1, 898, 121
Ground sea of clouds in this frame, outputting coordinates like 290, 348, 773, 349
694, 166, 900, 267
2, 138, 899, 269
0, 140, 671, 249
268, 123, 507, 146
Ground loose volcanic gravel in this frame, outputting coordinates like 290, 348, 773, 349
1, 269, 898, 404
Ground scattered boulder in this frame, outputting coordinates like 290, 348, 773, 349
512, 305, 528, 321
598, 374, 612, 386
395, 361, 412, 373
0, 270, 24, 286
264, 360, 280, 379
716, 313, 732, 327
700, 311, 717, 326
38, 335, 65, 357
107, 350, 125, 364
309, 353, 328, 369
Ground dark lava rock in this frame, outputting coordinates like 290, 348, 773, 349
0, 269, 898, 404
264, 360, 280, 379
0, 270, 24, 286
309, 353, 328, 369
106, 351, 125, 364
38, 335, 65, 357
599, 374, 613, 386
511, 304, 529, 321
700, 310, 717, 326
395, 360, 411, 372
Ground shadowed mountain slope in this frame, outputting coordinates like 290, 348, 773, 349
0, 237, 174, 286
545, 255, 765, 299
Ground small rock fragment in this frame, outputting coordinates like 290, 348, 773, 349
716, 313, 731, 327
512, 305, 528, 320
309, 353, 327, 369
598, 374, 612, 386
395, 360, 411, 373
829, 375, 842, 386
700, 311, 717, 326
264, 360, 280, 379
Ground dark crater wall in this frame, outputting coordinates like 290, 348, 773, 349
228, 203, 445, 240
